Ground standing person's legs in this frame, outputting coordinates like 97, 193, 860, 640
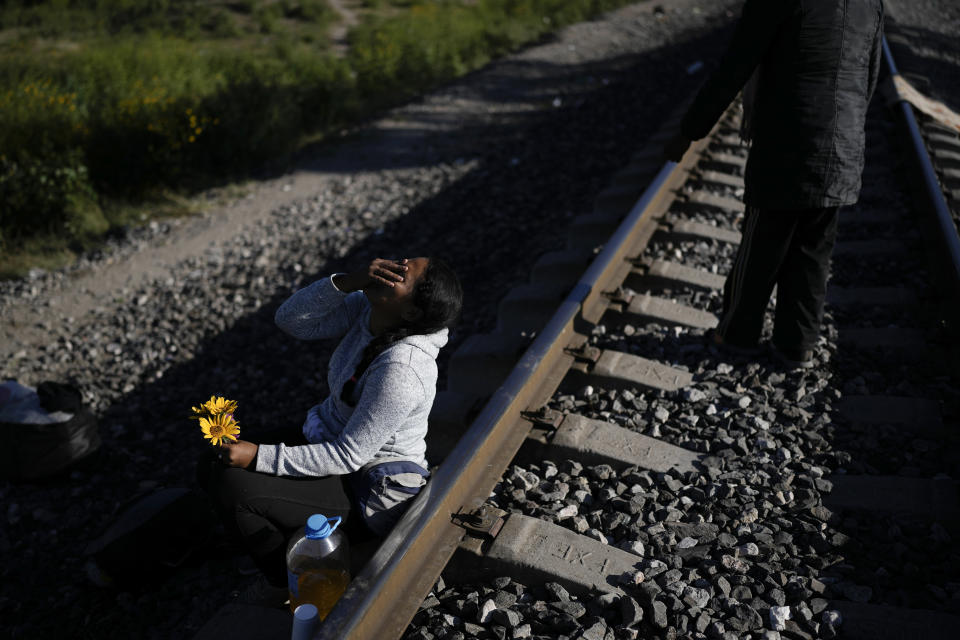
717, 206, 800, 347
772, 206, 840, 355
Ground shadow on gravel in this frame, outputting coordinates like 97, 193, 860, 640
293, 50, 681, 175
1, 23, 744, 640
814, 99, 960, 620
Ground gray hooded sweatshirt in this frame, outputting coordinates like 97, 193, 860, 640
255, 275, 447, 477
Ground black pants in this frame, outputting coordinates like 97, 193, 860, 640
196, 427, 372, 587
717, 205, 839, 352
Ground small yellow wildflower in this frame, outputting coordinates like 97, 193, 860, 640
195, 127, 202, 134
192, 395, 238, 417
188, 135, 195, 143
199, 413, 240, 446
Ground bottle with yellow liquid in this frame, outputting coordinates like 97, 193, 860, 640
286, 514, 350, 618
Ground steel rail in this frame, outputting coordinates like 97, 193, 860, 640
881, 37, 960, 320
317, 129, 718, 639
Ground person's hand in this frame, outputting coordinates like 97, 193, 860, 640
218, 440, 258, 469
663, 133, 692, 163
334, 258, 408, 292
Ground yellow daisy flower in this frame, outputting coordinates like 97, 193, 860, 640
195, 395, 238, 416
199, 413, 240, 446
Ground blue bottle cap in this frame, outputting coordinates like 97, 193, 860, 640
292, 604, 319, 640
305, 514, 342, 539
294, 603, 319, 622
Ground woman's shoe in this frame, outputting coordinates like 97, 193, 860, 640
234, 554, 260, 577
236, 574, 290, 608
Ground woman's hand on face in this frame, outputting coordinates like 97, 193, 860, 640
336, 258, 408, 292
218, 440, 258, 469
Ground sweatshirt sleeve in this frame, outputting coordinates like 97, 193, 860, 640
274, 274, 368, 341
255, 363, 425, 477
680, 0, 793, 140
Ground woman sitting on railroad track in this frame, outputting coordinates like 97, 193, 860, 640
198, 256, 462, 606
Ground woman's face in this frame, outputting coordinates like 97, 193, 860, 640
364, 257, 429, 317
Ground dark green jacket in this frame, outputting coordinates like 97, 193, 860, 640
681, 0, 884, 209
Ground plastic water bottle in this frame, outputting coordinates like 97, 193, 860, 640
286, 514, 350, 617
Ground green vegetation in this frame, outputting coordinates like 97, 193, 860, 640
1, 0, 633, 277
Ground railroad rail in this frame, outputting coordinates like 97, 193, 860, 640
881, 34, 960, 365
311, 36, 960, 640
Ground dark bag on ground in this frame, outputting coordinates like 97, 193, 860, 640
0, 380, 100, 480
85, 487, 217, 589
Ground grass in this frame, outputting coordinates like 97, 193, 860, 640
1, 0, 636, 279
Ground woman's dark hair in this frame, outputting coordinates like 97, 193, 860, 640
340, 257, 463, 405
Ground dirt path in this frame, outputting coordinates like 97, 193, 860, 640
327, 0, 360, 55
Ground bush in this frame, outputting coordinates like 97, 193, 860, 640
0, 147, 102, 240
0, 37, 350, 214
347, 0, 632, 104
0, 0, 634, 256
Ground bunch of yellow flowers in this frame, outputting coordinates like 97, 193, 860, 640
191, 396, 240, 446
